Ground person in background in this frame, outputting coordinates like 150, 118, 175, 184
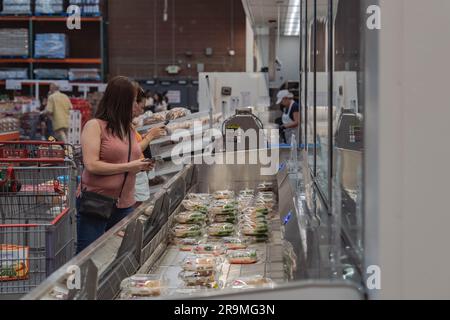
76, 76, 155, 254
132, 83, 166, 207
144, 90, 154, 112
44, 83, 72, 143
276, 90, 300, 145
153, 92, 168, 113
38, 97, 54, 140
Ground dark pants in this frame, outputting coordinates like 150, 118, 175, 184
76, 197, 133, 254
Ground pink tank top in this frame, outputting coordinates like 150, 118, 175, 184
81, 119, 142, 208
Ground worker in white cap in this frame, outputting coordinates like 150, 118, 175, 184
276, 90, 300, 145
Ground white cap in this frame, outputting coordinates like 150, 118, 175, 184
276, 90, 294, 104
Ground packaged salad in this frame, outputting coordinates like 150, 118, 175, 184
182, 200, 209, 213
173, 238, 201, 252
178, 270, 216, 287
222, 237, 247, 250
207, 223, 235, 237
227, 249, 258, 264
174, 211, 207, 224
213, 190, 235, 200
172, 224, 203, 238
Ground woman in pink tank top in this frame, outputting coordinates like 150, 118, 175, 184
76, 76, 155, 254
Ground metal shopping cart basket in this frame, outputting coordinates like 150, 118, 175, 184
0, 141, 77, 299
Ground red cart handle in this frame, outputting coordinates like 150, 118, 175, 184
0, 141, 66, 146
0, 158, 66, 164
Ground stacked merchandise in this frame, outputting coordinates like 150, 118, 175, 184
69, 0, 100, 16
0, 29, 29, 57
0, 116, 20, 133
35, 0, 64, 15
0, 68, 28, 80
68, 110, 81, 145
1, 0, 31, 15
237, 183, 275, 244
70, 98, 92, 128
34, 34, 68, 59
34, 69, 68, 80
68, 69, 101, 82
179, 254, 219, 289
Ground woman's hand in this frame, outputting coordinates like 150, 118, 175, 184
144, 127, 166, 142
127, 159, 155, 174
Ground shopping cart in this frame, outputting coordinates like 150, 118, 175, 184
0, 141, 77, 298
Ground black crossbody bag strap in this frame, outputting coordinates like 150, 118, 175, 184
117, 129, 132, 205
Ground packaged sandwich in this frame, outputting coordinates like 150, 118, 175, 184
173, 238, 201, 252
182, 200, 209, 213
181, 254, 217, 272
186, 193, 212, 202
213, 190, 235, 200
239, 189, 255, 197
208, 200, 238, 215
240, 221, 269, 236
222, 237, 247, 250
242, 206, 270, 216
192, 243, 226, 256
227, 249, 258, 264
211, 214, 236, 224
120, 275, 165, 297
172, 224, 203, 238
174, 211, 207, 224
178, 270, 216, 287
226, 275, 274, 289
207, 223, 235, 237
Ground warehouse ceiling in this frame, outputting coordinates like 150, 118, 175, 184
241, 0, 338, 35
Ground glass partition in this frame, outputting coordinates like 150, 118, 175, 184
306, 0, 315, 173
315, 0, 331, 200
333, 0, 364, 260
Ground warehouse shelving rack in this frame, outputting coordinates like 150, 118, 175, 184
0, 14, 105, 92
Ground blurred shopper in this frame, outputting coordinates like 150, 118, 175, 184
144, 90, 154, 112
45, 83, 72, 143
132, 83, 166, 207
276, 90, 300, 145
38, 97, 54, 140
153, 92, 168, 112
76, 76, 155, 254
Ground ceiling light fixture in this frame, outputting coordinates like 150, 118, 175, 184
284, 0, 300, 36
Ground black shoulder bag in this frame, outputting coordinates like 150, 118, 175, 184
78, 130, 132, 221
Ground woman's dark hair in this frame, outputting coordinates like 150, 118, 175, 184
95, 76, 137, 140
132, 81, 146, 104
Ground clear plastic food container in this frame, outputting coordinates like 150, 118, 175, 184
226, 275, 274, 289
213, 190, 235, 200
120, 274, 165, 297
192, 243, 226, 256
257, 182, 274, 192
178, 270, 216, 287
227, 249, 258, 264
182, 200, 209, 213
222, 237, 248, 250
172, 224, 203, 238
181, 254, 218, 272
239, 189, 255, 197
174, 211, 207, 224
240, 221, 269, 236
207, 223, 235, 237
173, 237, 201, 252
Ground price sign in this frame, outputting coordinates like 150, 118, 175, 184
5, 80, 22, 90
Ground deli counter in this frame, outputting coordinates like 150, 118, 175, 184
23, 148, 364, 300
